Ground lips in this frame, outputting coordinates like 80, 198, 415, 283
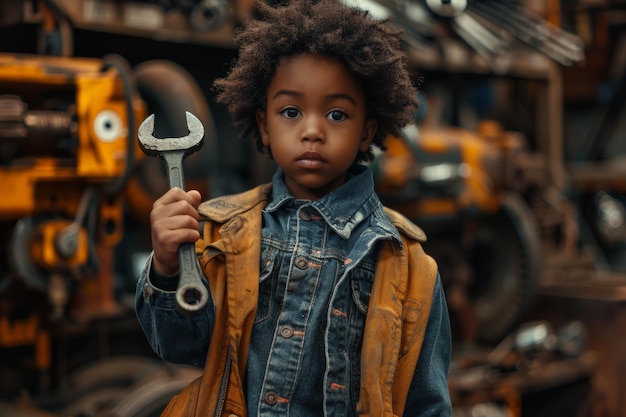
298, 151, 326, 161
296, 150, 326, 168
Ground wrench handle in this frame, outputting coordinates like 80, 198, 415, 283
176, 242, 209, 314
161, 151, 209, 314
162, 151, 187, 190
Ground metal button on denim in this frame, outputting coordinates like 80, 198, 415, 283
142, 282, 151, 300
299, 210, 311, 221
280, 326, 294, 338
264, 390, 278, 405
295, 256, 308, 269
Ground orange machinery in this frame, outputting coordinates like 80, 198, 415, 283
0, 53, 147, 377
375, 121, 547, 344
0, 53, 216, 416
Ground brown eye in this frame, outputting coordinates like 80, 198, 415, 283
280, 107, 301, 119
328, 110, 347, 122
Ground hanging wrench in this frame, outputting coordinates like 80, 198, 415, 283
138, 111, 208, 314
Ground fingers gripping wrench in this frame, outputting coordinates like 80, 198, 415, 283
138, 111, 209, 314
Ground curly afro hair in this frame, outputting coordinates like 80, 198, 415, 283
213, 0, 418, 162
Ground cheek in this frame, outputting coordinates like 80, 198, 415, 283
269, 147, 293, 168
265, 134, 290, 160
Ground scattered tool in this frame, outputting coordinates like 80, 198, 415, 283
138, 111, 208, 314
468, 1, 584, 66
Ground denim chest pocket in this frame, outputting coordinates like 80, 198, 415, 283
346, 263, 374, 408
349, 264, 374, 315
255, 245, 279, 324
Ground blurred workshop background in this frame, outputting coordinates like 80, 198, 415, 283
0, 0, 625, 416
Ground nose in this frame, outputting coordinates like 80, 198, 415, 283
300, 114, 325, 143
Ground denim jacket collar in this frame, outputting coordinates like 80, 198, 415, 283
265, 165, 402, 242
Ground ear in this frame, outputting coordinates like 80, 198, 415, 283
256, 110, 270, 146
359, 119, 377, 152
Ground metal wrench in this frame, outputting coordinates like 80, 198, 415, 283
138, 111, 208, 314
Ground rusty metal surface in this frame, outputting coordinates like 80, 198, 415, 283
531, 294, 626, 417
48, 0, 240, 48
450, 350, 597, 398
540, 274, 626, 301
0, 397, 58, 417
567, 161, 626, 192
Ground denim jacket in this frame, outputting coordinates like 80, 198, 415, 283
136, 167, 451, 417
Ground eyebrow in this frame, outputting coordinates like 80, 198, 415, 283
271, 89, 356, 105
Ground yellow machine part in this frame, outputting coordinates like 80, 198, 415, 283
0, 315, 51, 370
0, 53, 146, 220
30, 219, 89, 270
418, 125, 503, 213
377, 123, 510, 218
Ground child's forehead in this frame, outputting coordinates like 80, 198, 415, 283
275, 53, 354, 77
267, 53, 367, 102
271, 53, 361, 83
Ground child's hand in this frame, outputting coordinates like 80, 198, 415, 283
150, 187, 202, 276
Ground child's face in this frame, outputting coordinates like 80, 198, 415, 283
256, 53, 377, 201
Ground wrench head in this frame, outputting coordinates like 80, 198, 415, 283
138, 111, 205, 157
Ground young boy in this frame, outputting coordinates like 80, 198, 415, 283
135, 0, 452, 416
